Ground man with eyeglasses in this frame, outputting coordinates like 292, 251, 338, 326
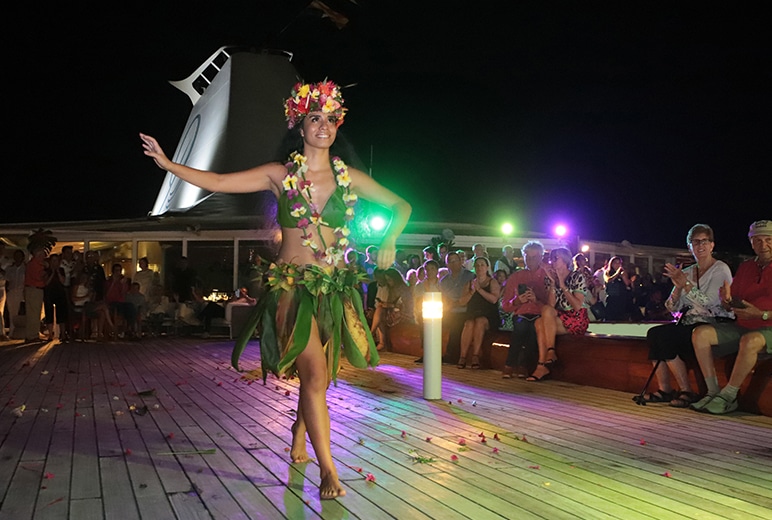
691, 220, 772, 414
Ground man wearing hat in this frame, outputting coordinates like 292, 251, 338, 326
690, 220, 772, 414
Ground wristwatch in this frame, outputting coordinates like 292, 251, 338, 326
763, 311, 769, 321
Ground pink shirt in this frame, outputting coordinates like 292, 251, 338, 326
501, 267, 550, 315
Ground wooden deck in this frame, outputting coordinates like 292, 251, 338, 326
1, 336, 771, 520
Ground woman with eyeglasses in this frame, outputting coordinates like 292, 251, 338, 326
641, 223, 734, 407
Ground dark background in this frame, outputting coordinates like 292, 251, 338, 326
6, 1, 771, 254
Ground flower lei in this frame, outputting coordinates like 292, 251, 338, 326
281, 152, 357, 266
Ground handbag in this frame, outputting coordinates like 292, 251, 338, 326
590, 301, 606, 321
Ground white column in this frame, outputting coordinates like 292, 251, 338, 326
422, 292, 443, 400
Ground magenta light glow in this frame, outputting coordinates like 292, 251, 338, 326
554, 224, 568, 237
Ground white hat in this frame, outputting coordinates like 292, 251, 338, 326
748, 220, 772, 238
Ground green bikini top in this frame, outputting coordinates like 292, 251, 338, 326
277, 181, 348, 230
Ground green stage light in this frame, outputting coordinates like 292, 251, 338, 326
369, 215, 387, 232
501, 222, 514, 235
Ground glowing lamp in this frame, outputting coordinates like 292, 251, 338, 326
422, 292, 443, 400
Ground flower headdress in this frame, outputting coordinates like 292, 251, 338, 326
284, 80, 347, 129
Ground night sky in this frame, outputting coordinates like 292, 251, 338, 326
7, 2, 771, 254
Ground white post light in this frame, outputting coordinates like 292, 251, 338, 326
422, 292, 443, 400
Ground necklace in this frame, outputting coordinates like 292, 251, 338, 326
282, 152, 357, 265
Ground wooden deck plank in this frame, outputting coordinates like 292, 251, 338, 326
2, 337, 771, 520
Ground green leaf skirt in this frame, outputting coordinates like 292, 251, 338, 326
232, 264, 379, 383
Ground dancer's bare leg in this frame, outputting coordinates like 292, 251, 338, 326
294, 319, 345, 499
290, 402, 310, 463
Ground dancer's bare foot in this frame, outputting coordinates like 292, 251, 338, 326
290, 420, 311, 463
319, 472, 346, 499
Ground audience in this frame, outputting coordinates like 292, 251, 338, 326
604, 256, 638, 321
70, 271, 114, 339
24, 246, 48, 342
639, 224, 734, 406
439, 251, 475, 364
43, 254, 71, 341
458, 256, 502, 369
691, 220, 772, 414
527, 247, 590, 381
370, 267, 414, 351
105, 263, 137, 336
4, 249, 26, 338
494, 245, 517, 277
412, 259, 441, 364
500, 241, 550, 378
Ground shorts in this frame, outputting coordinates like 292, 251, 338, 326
710, 322, 772, 356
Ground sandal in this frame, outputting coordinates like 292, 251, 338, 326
502, 366, 514, 379
543, 347, 559, 367
457, 357, 467, 369
669, 391, 700, 408
470, 356, 480, 369
525, 362, 551, 382
641, 389, 675, 403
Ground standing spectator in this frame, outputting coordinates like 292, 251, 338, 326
437, 243, 449, 268
500, 241, 550, 378
0, 244, 10, 340
133, 257, 161, 301
105, 263, 137, 335
392, 249, 409, 277
59, 246, 76, 290
494, 245, 517, 277
439, 251, 475, 364
4, 249, 26, 338
422, 245, 438, 264
370, 268, 414, 351
24, 246, 48, 342
464, 243, 487, 271
43, 254, 70, 341
604, 256, 635, 321
170, 256, 198, 303
363, 246, 379, 280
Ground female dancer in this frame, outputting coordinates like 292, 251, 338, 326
140, 80, 411, 499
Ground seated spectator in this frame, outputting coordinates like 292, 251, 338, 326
71, 272, 114, 339
125, 282, 148, 337
494, 245, 517, 277
643, 288, 674, 322
641, 224, 733, 407
574, 253, 602, 321
500, 241, 550, 378
527, 247, 590, 382
691, 220, 772, 414
370, 268, 414, 351
439, 252, 475, 363
412, 259, 441, 363
495, 269, 514, 332
458, 257, 501, 369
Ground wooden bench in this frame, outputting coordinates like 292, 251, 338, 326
388, 321, 772, 417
